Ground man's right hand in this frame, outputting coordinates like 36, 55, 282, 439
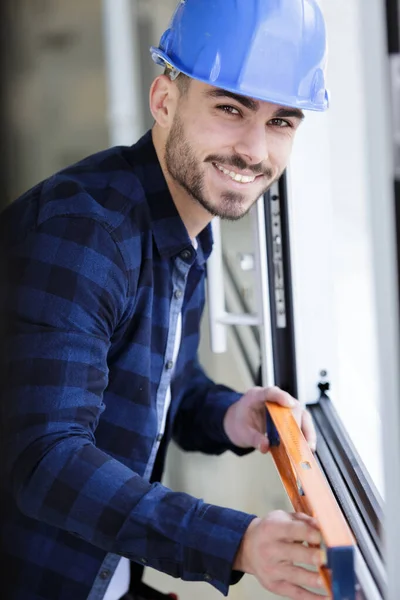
234, 510, 327, 599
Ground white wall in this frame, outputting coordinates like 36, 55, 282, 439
289, 0, 385, 495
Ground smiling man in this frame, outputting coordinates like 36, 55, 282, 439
0, 1, 329, 600
158, 83, 305, 226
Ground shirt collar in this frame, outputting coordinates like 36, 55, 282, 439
127, 130, 213, 265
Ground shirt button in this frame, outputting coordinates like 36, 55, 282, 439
180, 249, 192, 261
100, 570, 110, 580
174, 289, 183, 300
166, 360, 174, 370
156, 433, 163, 442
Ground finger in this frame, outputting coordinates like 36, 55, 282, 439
265, 386, 296, 408
291, 402, 303, 428
301, 410, 317, 451
355, 586, 364, 600
291, 512, 320, 530
275, 542, 326, 568
257, 435, 270, 454
282, 519, 322, 546
270, 580, 325, 600
281, 564, 326, 591
250, 429, 270, 454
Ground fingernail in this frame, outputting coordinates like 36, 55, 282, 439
318, 576, 326, 589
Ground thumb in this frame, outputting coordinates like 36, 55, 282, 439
252, 430, 270, 454
266, 386, 296, 408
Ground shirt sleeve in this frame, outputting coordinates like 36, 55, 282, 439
0, 214, 254, 596
172, 356, 255, 457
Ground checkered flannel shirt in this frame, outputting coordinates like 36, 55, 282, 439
0, 130, 255, 600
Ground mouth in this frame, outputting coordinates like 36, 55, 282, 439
212, 162, 262, 185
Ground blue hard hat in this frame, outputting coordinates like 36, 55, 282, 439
151, 0, 329, 112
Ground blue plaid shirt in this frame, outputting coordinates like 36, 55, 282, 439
0, 131, 255, 600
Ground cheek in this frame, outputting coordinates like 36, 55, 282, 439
189, 115, 240, 155
181, 118, 211, 158
268, 134, 294, 170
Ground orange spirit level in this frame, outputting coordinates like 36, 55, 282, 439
266, 402, 357, 600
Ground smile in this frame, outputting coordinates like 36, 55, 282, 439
213, 162, 259, 184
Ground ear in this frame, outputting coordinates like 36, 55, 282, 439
149, 75, 178, 128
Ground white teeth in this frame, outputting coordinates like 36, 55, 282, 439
241, 175, 256, 183
215, 164, 256, 184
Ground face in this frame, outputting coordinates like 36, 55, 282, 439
163, 79, 304, 221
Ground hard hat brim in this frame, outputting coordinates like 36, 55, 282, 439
150, 47, 329, 113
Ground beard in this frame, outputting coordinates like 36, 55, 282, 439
165, 112, 277, 221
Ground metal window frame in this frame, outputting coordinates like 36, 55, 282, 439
309, 393, 385, 597
260, 162, 388, 598
259, 2, 400, 598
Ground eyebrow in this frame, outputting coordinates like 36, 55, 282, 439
273, 107, 305, 121
204, 88, 305, 121
205, 88, 259, 111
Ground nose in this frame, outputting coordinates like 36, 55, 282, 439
233, 122, 269, 166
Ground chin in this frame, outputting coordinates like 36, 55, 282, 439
215, 198, 254, 221
198, 180, 262, 220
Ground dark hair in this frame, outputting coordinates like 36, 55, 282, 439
164, 66, 190, 96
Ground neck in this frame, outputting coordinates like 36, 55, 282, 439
151, 126, 213, 239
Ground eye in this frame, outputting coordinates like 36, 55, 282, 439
217, 105, 242, 116
269, 118, 292, 128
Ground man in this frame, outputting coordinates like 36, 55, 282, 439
0, 1, 330, 599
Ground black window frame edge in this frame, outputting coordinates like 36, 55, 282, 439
386, 0, 400, 301
309, 391, 385, 597
264, 177, 298, 399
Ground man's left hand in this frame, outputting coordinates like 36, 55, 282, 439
223, 386, 317, 454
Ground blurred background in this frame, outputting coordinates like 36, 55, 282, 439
0, 1, 390, 598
